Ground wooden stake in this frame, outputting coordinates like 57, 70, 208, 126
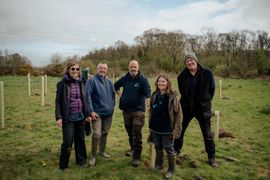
44, 75, 47, 96
149, 142, 155, 169
0, 82, 4, 128
219, 80, 222, 100
28, 73, 31, 96
41, 76, 45, 106
214, 111, 220, 140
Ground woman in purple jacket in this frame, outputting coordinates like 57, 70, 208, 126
55, 60, 89, 170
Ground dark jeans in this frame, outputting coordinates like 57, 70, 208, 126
59, 120, 87, 169
152, 133, 175, 155
123, 111, 145, 160
174, 110, 215, 159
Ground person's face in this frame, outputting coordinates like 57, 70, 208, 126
185, 58, 198, 72
129, 61, 139, 77
69, 64, 80, 79
157, 77, 168, 92
97, 64, 108, 77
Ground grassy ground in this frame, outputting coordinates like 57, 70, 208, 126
0, 76, 269, 179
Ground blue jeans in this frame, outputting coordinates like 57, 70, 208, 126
152, 132, 175, 155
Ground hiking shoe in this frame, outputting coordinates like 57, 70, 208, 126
208, 158, 218, 168
99, 152, 111, 158
132, 159, 140, 167
88, 157, 96, 166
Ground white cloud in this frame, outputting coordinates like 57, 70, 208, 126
153, 0, 270, 34
0, 0, 269, 66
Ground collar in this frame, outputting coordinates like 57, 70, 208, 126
126, 71, 141, 79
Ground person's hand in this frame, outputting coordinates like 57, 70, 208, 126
116, 90, 122, 97
147, 105, 150, 113
57, 119, 62, 128
88, 74, 94, 79
85, 116, 92, 123
91, 112, 99, 121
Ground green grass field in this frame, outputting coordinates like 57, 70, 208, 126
0, 76, 269, 179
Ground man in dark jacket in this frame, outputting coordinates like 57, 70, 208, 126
114, 60, 151, 167
174, 52, 218, 167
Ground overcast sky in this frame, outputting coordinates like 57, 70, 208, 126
0, 0, 269, 66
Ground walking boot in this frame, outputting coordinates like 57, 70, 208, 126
208, 158, 218, 168
132, 159, 141, 167
165, 154, 175, 179
155, 150, 164, 170
132, 149, 141, 167
89, 138, 99, 166
208, 154, 218, 168
99, 134, 111, 158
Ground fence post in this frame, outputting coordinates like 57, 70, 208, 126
28, 73, 31, 96
41, 76, 45, 106
44, 74, 47, 96
214, 111, 220, 140
219, 80, 222, 100
148, 142, 155, 169
0, 82, 4, 128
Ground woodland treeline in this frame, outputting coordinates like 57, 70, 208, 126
1, 27, 270, 78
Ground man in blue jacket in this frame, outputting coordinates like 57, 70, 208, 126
174, 52, 218, 167
85, 62, 115, 166
114, 60, 151, 167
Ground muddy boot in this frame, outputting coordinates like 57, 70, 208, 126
208, 153, 218, 168
99, 134, 111, 158
165, 154, 175, 179
89, 138, 99, 166
155, 150, 164, 170
208, 158, 218, 168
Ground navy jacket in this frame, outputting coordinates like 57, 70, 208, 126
85, 75, 115, 116
177, 64, 215, 114
114, 72, 151, 112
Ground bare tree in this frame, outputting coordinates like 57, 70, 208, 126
114, 40, 129, 58
162, 30, 186, 64
186, 34, 203, 54
201, 27, 218, 57
50, 53, 62, 64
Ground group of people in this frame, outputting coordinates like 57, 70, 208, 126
55, 52, 218, 179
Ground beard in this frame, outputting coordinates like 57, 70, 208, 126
130, 71, 138, 77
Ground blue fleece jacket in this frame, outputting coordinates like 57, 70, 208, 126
85, 74, 115, 116
114, 72, 151, 112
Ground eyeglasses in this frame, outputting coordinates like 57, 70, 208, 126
70, 67, 80, 71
